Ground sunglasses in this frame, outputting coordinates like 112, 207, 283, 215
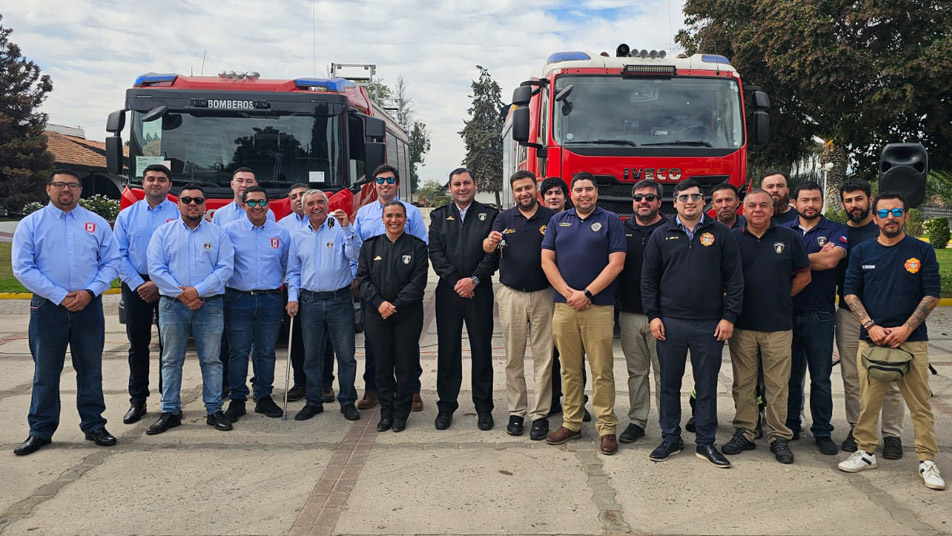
633, 193, 658, 202
676, 193, 703, 202
180, 197, 205, 205
376, 177, 397, 185
876, 208, 905, 218
50, 181, 82, 190
245, 199, 269, 208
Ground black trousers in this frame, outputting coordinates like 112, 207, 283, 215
367, 304, 423, 421
435, 283, 494, 414
122, 281, 161, 404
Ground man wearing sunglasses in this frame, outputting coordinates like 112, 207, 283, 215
114, 164, 178, 425
12, 169, 121, 455
220, 187, 291, 421
146, 184, 236, 434
839, 192, 944, 491
352, 164, 428, 413
212, 168, 275, 226
617, 180, 666, 444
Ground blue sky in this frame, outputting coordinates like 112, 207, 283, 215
3, 0, 686, 185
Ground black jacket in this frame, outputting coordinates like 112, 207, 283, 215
428, 201, 499, 288
357, 233, 428, 313
619, 216, 667, 314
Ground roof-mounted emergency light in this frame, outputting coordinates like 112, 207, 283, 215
547, 51, 591, 63
293, 78, 355, 92
218, 71, 262, 80
134, 73, 178, 87
622, 64, 676, 76
701, 54, 731, 65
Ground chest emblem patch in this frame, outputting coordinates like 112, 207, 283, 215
478, 213, 487, 221
817, 236, 828, 246
203, 242, 212, 251
774, 242, 785, 254
271, 238, 280, 249
591, 222, 602, 232
373, 256, 382, 261
402, 254, 412, 264
85, 222, 96, 233
539, 225, 546, 235
905, 257, 921, 274
166, 218, 176, 223
326, 242, 334, 249
700, 232, 715, 247
446, 216, 455, 221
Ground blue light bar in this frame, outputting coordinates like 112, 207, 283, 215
293, 77, 356, 92
134, 73, 178, 87
547, 51, 591, 64
701, 54, 731, 65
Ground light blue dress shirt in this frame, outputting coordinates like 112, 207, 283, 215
12, 204, 120, 305
212, 200, 275, 226
351, 198, 428, 276
147, 219, 235, 298
286, 218, 359, 302
277, 212, 309, 232
114, 198, 179, 289
222, 218, 290, 291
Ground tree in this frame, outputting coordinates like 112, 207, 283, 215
677, 1, 952, 190
409, 120, 430, 193
459, 65, 504, 206
392, 75, 413, 129
0, 15, 54, 214
364, 75, 430, 193
365, 78, 392, 107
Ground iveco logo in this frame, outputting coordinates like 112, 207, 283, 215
207, 99, 254, 110
626, 168, 682, 181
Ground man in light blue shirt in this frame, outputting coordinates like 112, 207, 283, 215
351, 164, 428, 412
146, 184, 235, 435
221, 186, 290, 421
212, 167, 275, 226
11, 169, 121, 455
286, 190, 361, 421
113, 164, 178, 425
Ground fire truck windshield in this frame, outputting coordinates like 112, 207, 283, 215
553, 76, 743, 150
129, 112, 343, 187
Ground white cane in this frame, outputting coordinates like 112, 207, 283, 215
282, 313, 295, 420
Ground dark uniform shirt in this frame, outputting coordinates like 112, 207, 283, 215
733, 223, 810, 331
788, 216, 848, 313
836, 220, 879, 309
491, 205, 555, 292
357, 233, 429, 312
541, 206, 626, 307
428, 200, 499, 288
773, 207, 798, 225
844, 235, 940, 342
619, 216, 667, 314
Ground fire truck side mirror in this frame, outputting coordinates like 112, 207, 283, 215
106, 110, 126, 133
512, 107, 530, 143
750, 111, 769, 151
753, 91, 770, 110
106, 110, 126, 176
512, 85, 532, 106
364, 117, 385, 139
364, 142, 386, 174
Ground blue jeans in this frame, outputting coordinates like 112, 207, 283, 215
158, 297, 224, 414
299, 289, 358, 407
786, 310, 835, 438
224, 290, 283, 401
27, 296, 107, 439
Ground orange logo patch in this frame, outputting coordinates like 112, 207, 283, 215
905, 258, 921, 274
699, 232, 715, 247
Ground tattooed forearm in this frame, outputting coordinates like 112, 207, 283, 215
844, 295, 871, 325
905, 296, 939, 331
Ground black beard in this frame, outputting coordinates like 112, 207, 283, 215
882, 224, 904, 238
848, 208, 870, 223
773, 196, 789, 211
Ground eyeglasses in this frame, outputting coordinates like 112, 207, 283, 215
375, 177, 396, 185
876, 208, 905, 218
50, 182, 82, 190
180, 197, 205, 205
245, 199, 269, 208
676, 193, 703, 202
633, 193, 658, 202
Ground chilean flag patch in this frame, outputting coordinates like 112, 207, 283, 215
271, 237, 280, 249
84, 222, 96, 233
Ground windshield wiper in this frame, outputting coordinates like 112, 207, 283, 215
641, 140, 713, 147
566, 139, 638, 147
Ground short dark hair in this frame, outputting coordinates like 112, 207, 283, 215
143, 164, 172, 179
509, 170, 536, 187
242, 186, 268, 203
540, 177, 568, 197
759, 169, 789, 184
839, 178, 871, 200
179, 183, 206, 196
792, 180, 823, 200
382, 198, 406, 215
571, 171, 595, 188
372, 163, 400, 183
674, 179, 702, 194
288, 183, 309, 192
49, 168, 82, 184
632, 179, 662, 197
232, 167, 255, 178
711, 183, 738, 198
874, 192, 907, 211
448, 167, 473, 185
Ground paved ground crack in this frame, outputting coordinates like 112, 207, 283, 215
575, 450, 632, 535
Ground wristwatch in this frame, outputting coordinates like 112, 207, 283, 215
471, 276, 480, 286
862, 318, 875, 329
583, 288, 594, 300
84, 289, 96, 299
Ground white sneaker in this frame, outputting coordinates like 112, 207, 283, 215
838, 450, 878, 473
919, 461, 946, 490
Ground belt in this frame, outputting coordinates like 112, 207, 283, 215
161, 294, 222, 301
301, 286, 351, 300
226, 287, 282, 296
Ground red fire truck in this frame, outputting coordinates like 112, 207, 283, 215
502, 46, 770, 216
105, 72, 411, 217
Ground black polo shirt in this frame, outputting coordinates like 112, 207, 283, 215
619, 216, 667, 314
733, 224, 810, 331
491, 205, 556, 292
788, 216, 848, 313
836, 220, 879, 308
773, 207, 798, 225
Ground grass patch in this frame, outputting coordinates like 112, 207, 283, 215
0, 242, 120, 294
935, 248, 952, 297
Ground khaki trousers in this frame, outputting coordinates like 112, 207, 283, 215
855, 341, 937, 461
728, 329, 794, 442
835, 308, 905, 436
552, 303, 618, 436
618, 312, 660, 428
497, 285, 554, 422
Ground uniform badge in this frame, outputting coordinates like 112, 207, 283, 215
402, 254, 412, 264
373, 255, 382, 261
817, 236, 828, 246
700, 232, 715, 246
271, 237, 280, 249
326, 242, 334, 249
591, 222, 602, 232
905, 257, 921, 274
203, 242, 212, 250
447, 216, 456, 221
84, 222, 96, 233
559, 222, 571, 227
478, 213, 487, 221
773, 242, 785, 254
539, 225, 546, 235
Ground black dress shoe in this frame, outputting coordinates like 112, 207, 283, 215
816, 436, 838, 455
582, 408, 593, 422
223, 399, 246, 422
529, 418, 549, 441
341, 404, 361, 421
14, 436, 51, 456
685, 416, 696, 433
122, 402, 147, 424
84, 427, 117, 446
287, 384, 306, 402
207, 411, 233, 431
506, 416, 524, 436
146, 412, 182, 435
295, 404, 324, 421
477, 412, 494, 431
254, 396, 283, 418
649, 438, 684, 461
722, 428, 756, 455
696, 444, 731, 468
548, 402, 563, 417
619, 423, 645, 444
377, 417, 393, 432
392, 418, 407, 433
434, 411, 453, 430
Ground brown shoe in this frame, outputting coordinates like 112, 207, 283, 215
546, 426, 582, 445
411, 393, 424, 412
600, 434, 618, 455
356, 391, 378, 410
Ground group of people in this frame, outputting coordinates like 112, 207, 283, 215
10, 164, 944, 491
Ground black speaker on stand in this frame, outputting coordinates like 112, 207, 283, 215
879, 143, 928, 208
